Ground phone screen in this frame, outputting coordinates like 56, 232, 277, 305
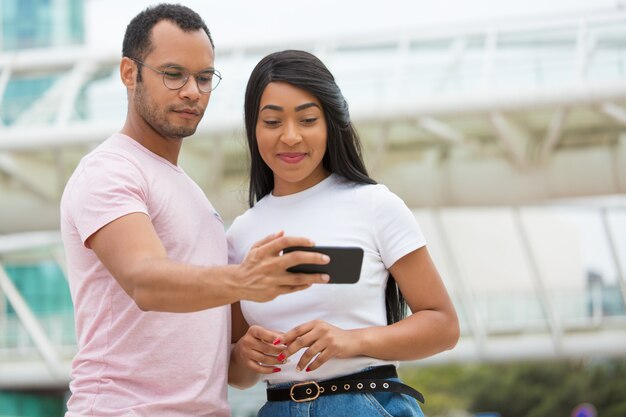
283, 246, 364, 284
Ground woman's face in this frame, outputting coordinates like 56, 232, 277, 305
255, 81, 329, 196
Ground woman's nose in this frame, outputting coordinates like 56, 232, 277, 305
280, 122, 303, 146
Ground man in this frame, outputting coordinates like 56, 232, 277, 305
60, 4, 328, 416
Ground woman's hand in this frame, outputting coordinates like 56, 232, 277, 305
232, 325, 286, 375
278, 320, 362, 373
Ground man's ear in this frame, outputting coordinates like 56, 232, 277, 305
120, 57, 137, 89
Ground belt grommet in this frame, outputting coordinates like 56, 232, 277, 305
344, 384, 350, 390
383, 383, 389, 389
331, 385, 337, 392
306, 388, 312, 395
319, 387, 325, 393
357, 383, 363, 389
370, 382, 376, 388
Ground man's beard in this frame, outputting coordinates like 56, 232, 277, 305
134, 84, 201, 139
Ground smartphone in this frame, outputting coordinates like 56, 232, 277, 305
283, 246, 364, 284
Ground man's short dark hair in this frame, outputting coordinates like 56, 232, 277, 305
122, 3, 214, 61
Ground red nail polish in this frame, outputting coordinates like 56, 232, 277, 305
277, 353, 285, 362
272, 338, 281, 345
306, 367, 311, 372
272, 368, 281, 373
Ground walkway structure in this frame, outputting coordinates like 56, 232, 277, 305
1, 8, 625, 402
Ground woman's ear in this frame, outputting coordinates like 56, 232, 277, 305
120, 57, 137, 89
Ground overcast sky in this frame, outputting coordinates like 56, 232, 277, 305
86, 0, 624, 52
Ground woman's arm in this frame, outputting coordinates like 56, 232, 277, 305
355, 245, 460, 359
278, 246, 460, 372
228, 302, 285, 389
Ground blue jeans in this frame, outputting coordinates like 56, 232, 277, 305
258, 377, 425, 417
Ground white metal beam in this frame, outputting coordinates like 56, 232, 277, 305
0, 263, 65, 380
574, 20, 599, 83
0, 231, 62, 254
2, 81, 626, 153
55, 59, 98, 126
427, 326, 626, 365
13, 71, 72, 126
513, 208, 564, 353
0, 63, 12, 109
600, 102, 626, 126
436, 37, 467, 91
0, 154, 55, 201
481, 28, 497, 90
489, 112, 529, 167
600, 208, 626, 313
366, 124, 390, 176
432, 210, 488, 357
418, 116, 466, 144
539, 108, 569, 164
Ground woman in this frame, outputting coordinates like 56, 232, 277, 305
227, 50, 459, 417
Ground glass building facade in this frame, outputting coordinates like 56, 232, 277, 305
0, 0, 84, 126
1, 0, 84, 51
1, 1, 83, 415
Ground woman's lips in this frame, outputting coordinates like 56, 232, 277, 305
278, 153, 306, 164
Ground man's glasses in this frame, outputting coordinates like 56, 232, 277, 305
130, 57, 222, 93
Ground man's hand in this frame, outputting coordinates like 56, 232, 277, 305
236, 231, 330, 302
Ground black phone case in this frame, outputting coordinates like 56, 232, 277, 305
283, 246, 364, 284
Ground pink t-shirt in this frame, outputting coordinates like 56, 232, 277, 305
60, 133, 230, 417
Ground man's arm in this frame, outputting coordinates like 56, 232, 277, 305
87, 212, 329, 312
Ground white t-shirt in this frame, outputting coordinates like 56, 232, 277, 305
227, 174, 425, 383
60, 133, 230, 417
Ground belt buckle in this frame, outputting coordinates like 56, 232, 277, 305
289, 381, 321, 403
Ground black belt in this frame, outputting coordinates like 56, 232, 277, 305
266, 365, 424, 404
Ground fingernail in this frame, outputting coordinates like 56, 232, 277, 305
322, 255, 330, 262
273, 368, 281, 373
272, 338, 281, 345
277, 353, 286, 362
322, 274, 330, 282
306, 367, 311, 372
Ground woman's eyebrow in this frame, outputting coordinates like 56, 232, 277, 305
295, 102, 320, 112
260, 102, 320, 112
260, 104, 283, 112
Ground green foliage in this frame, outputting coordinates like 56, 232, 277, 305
399, 358, 626, 417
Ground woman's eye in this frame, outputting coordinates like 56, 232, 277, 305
263, 120, 280, 126
302, 117, 317, 124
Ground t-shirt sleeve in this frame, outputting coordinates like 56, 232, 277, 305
67, 151, 149, 246
226, 217, 244, 265
369, 184, 426, 268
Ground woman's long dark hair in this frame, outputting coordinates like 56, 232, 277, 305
243, 50, 406, 324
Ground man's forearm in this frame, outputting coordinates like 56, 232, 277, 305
125, 259, 244, 312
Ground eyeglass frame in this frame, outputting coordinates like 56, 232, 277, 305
129, 57, 222, 93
